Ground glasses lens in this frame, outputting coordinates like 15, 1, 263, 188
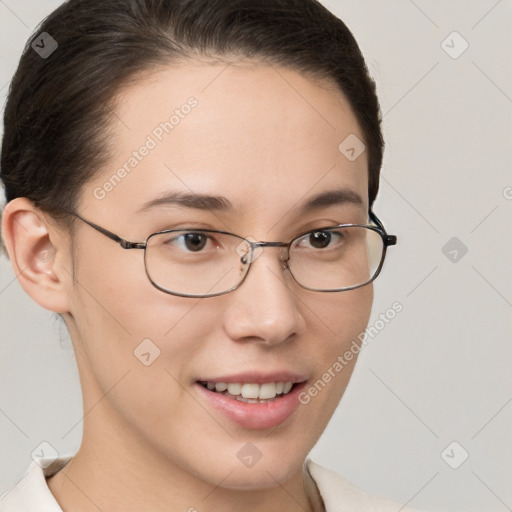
144, 230, 250, 297
288, 226, 384, 291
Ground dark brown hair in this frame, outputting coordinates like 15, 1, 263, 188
0, 0, 383, 247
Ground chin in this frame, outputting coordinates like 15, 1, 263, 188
174, 439, 307, 491
215, 462, 303, 491
222, 439, 308, 489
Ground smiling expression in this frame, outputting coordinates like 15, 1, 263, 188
59, 59, 374, 490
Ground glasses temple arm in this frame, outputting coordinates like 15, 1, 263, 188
67, 211, 145, 249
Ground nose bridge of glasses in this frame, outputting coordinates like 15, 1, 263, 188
240, 240, 290, 266
251, 241, 289, 248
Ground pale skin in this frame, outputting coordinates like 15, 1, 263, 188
2, 59, 373, 512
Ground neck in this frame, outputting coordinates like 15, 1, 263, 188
46, 415, 324, 512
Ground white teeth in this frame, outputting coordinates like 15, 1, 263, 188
258, 383, 277, 399
227, 383, 241, 395
202, 381, 296, 400
283, 382, 293, 394
241, 383, 260, 399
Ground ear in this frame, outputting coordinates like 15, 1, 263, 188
1, 197, 72, 313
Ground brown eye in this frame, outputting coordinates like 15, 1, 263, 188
182, 233, 208, 252
163, 232, 211, 252
308, 231, 332, 249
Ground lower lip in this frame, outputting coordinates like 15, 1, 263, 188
194, 381, 307, 430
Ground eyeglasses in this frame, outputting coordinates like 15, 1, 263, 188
63, 209, 397, 298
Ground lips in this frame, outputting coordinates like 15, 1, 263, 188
194, 372, 308, 429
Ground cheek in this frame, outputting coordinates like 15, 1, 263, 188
70, 237, 197, 339
306, 283, 374, 348
299, 285, 373, 414
68, 241, 213, 395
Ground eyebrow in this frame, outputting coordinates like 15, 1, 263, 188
136, 188, 364, 214
300, 188, 364, 213
137, 191, 234, 214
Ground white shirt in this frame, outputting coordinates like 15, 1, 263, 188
0, 455, 422, 512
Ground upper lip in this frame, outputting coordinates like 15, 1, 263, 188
196, 371, 308, 384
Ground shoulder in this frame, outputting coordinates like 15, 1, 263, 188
305, 458, 425, 512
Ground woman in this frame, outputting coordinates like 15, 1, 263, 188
0, 0, 419, 510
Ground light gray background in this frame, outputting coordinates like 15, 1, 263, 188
1, 1, 511, 511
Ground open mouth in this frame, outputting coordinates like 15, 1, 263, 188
197, 381, 299, 403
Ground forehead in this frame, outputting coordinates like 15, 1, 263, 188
83, 59, 369, 223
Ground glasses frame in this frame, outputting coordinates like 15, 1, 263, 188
64, 209, 397, 298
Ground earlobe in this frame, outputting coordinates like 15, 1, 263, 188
1, 197, 71, 313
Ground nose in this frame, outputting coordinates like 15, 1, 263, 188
222, 247, 306, 346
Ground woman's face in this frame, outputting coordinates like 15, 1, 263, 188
63, 60, 373, 489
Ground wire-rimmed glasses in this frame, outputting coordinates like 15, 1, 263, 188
63, 209, 397, 298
